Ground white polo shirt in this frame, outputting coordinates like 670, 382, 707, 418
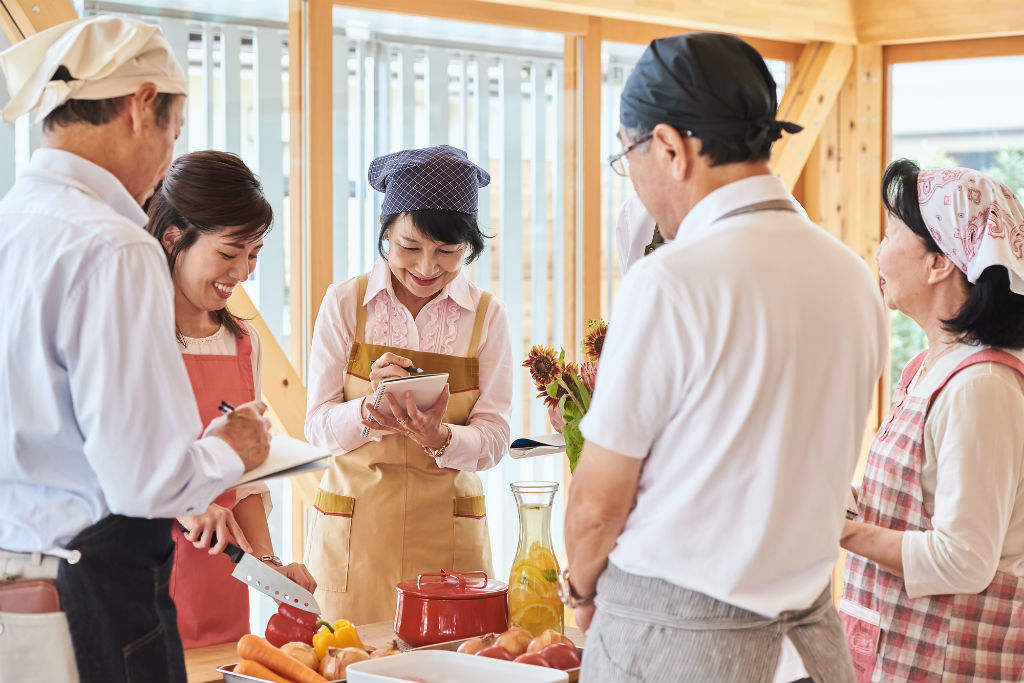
582, 174, 888, 618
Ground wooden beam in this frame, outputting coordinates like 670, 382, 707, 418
770, 41, 854, 192
0, 0, 75, 41
487, 0, 855, 44
580, 17, 601, 326
332, 0, 589, 35
885, 36, 1024, 64
307, 0, 334, 354
599, 18, 805, 65
228, 286, 308, 439
288, 0, 308, 373
858, 0, 1024, 44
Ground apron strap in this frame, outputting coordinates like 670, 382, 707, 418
714, 198, 798, 223
354, 273, 370, 344
467, 292, 492, 358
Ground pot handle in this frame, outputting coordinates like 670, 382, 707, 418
416, 569, 489, 590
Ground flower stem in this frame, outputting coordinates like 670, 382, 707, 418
557, 376, 586, 415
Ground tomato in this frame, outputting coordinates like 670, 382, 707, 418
539, 642, 581, 669
476, 645, 514, 661
514, 652, 552, 667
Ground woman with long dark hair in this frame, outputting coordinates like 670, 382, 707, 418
146, 150, 315, 648
841, 160, 1024, 682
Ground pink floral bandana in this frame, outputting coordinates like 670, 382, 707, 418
918, 167, 1024, 294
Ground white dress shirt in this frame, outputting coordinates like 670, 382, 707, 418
582, 174, 888, 618
901, 345, 1024, 597
306, 258, 514, 471
615, 194, 657, 274
0, 148, 243, 552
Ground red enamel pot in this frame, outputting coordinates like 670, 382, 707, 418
394, 569, 509, 647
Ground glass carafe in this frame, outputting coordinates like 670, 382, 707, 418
508, 481, 564, 636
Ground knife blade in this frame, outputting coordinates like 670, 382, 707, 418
176, 522, 321, 615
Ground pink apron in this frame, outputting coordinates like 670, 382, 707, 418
169, 329, 254, 649
842, 348, 1024, 682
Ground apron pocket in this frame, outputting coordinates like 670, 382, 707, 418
452, 495, 490, 573
0, 610, 79, 683
305, 490, 355, 593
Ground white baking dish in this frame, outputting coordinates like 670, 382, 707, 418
345, 650, 569, 683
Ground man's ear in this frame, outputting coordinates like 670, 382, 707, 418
652, 124, 694, 183
126, 82, 159, 135
161, 225, 182, 254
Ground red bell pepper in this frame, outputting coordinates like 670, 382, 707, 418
264, 603, 319, 647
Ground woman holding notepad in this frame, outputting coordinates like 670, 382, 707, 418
145, 151, 316, 648
305, 145, 515, 623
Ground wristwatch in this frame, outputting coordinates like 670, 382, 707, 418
557, 568, 596, 608
260, 555, 283, 567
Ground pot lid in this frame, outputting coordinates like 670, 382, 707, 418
396, 569, 508, 600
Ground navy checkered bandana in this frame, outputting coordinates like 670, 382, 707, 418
368, 145, 491, 215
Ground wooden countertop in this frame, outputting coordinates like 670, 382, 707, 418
184, 622, 585, 683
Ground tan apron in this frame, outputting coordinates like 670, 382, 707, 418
305, 273, 495, 624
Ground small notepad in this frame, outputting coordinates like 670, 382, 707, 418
359, 373, 449, 438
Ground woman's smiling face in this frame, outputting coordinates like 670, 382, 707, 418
385, 214, 466, 300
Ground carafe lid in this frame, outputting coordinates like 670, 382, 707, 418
396, 569, 508, 600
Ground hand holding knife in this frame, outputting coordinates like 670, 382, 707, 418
176, 522, 321, 616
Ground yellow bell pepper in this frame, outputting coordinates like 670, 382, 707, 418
313, 619, 365, 659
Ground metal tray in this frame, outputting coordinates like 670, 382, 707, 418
217, 636, 582, 682
218, 663, 345, 683
411, 637, 582, 682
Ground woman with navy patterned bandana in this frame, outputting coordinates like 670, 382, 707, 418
303, 145, 515, 623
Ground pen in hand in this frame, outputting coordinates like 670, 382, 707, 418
218, 401, 235, 415
404, 365, 424, 374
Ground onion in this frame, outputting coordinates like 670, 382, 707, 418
494, 626, 533, 657
370, 639, 402, 659
526, 629, 574, 654
457, 633, 497, 655
279, 642, 318, 671
319, 646, 370, 679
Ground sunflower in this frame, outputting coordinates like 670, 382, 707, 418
523, 345, 561, 389
544, 361, 579, 409
582, 319, 608, 362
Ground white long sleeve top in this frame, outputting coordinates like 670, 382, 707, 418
0, 149, 243, 552
901, 345, 1024, 597
305, 258, 514, 471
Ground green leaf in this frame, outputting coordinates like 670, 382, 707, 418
542, 569, 558, 583
545, 380, 559, 398
558, 348, 566, 363
563, 419, 584, 473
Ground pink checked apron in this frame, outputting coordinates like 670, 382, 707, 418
169, 328, 255, 649
842, 348, 1024, 683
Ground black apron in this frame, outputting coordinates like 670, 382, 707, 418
56, 515, 186, 683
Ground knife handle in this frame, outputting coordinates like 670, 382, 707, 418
175, 522, 245, 563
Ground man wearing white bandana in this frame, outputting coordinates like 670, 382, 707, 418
0, 16, 271, 683
840, 160, 1024, 683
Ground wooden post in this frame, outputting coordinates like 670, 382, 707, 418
288, 0, 308, 373
562, 34, 579, 361
307, 0, 334, 351
580, 17, 602, 326
770, 41, 854, 192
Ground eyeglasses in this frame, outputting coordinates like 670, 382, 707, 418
607, 132, 653, 177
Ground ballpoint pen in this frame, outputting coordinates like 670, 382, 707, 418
218, 401, 235, 415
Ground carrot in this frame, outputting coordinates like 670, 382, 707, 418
234, 659, 297, 683
237, 634, 328, 683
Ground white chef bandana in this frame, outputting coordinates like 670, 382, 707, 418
918, 167, 1024, 295
0, 15, 187, 124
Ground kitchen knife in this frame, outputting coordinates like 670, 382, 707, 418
176, 523, 321, 616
